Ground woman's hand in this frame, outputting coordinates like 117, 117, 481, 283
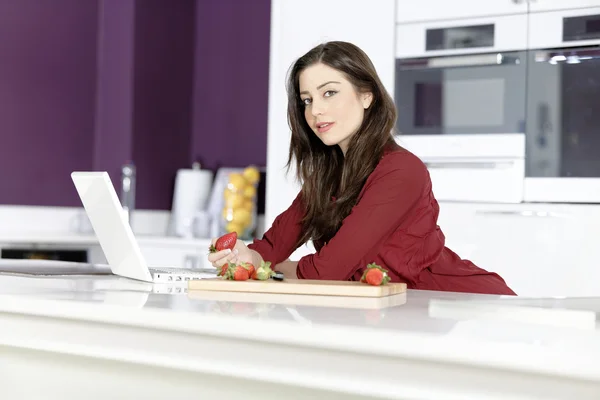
207, 237, 262, 269
275, 259, 299, 279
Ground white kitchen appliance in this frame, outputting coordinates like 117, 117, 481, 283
394, 8, 600, 204
395, 14, 528, 203
523, 7, 600, 203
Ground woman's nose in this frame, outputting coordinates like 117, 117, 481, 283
310, 99, 325, 116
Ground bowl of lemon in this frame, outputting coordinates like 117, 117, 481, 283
220, 165, 260, 239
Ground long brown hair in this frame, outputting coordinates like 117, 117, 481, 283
286, 41, 397, 251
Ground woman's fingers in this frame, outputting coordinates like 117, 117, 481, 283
207, 249, 231, 263
210, 249, 239, 268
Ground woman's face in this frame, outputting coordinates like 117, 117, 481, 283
299, 63, 372, 155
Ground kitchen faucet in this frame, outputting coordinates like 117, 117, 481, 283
120, 162, 136, 225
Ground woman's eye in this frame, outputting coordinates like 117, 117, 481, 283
302, 98, 312, 106
324, 90, 337, 98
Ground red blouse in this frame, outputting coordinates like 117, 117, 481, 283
249, 144, 516, 295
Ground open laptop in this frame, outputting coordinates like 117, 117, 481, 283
71, 171, 217, 283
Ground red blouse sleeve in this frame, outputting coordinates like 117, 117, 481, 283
247, 192, 305, 265
296, 152, 428, 280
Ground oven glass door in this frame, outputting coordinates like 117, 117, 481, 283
524, 46, 600, 203
395, 51, 527, 136
526, 47, 600, 179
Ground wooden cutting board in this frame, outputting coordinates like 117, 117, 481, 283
188, 278, 406, 298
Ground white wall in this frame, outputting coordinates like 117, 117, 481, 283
265, 0, 397, 236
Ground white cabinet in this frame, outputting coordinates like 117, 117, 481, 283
395, 0, 528, 24
139, 245, 203, 269
99, 239, 213, 269
395, 14, 528, 58
266, 0, 396, 228
528, 6, 600, 49
529, 0, 600, 13
137, 238, 218, 269
438, 202, 600, 297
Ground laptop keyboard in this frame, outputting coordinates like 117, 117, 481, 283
150, 267, 217, 275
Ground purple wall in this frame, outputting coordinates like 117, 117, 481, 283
0, 0, 98, 206
93, 0, 136, 183
192, 0, 271, 171
132, 0, 196, 210
0, 0, 271, 210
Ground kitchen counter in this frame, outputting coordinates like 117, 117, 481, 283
1, 266, 600, 399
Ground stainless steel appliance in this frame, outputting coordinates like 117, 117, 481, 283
394, 15, 528, 202
395, 8, 600, 204
524, 7, 600, 203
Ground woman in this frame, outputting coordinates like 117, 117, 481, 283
209, 41, 515, 295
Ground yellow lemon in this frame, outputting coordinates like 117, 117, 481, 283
225, 222, 244, 234
241, 198, 254, 211
242, 166, 260, 185
242, 185, 256, 199
224, 193, 245, 209
227, 172, 247, 191
231, 208, 252, 227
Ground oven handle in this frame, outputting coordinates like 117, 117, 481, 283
475, 210, 565, 218
424, 161, 516, 170
399, 53, 521, 70
535, 48, 600, 64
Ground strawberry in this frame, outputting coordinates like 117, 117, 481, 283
251, 261, 274, 281
217, 264, 229, 277
209, 232, 237, 253
224, 262, 250, 281
241, 262, 256, 277
361, 263, 391, 286
233, 267, 249, 281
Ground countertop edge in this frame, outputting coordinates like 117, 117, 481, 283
0, 293, 598, 383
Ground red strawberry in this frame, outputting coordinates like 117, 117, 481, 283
232, 267, 249, 281
217, 264, 229, 277
241, 262, 256, 277
361, 263, 391, 286
225, 262, 250, 281
209, 232, 237, 253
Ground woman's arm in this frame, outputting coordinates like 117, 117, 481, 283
296, 152, 428, 280
247, 192, 305, 266
274, 259, 299, 278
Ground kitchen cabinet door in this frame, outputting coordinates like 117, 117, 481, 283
138, 241, 209, 270
529, 0, 600, 12
438, 202, 600, 297
396, 0, 528, 24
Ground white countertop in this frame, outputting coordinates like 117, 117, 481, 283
1, 264, 600, 399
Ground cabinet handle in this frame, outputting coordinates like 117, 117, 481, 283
512, 0, 525, 4
404, 53, 521, 70
475, 210, 563, 218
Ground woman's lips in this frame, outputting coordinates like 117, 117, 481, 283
316, 122, 334, 133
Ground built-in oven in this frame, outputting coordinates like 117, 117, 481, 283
394, 15, 529, 202
524, 7, 600, 203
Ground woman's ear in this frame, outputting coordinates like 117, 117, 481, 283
362, 92, 373, 109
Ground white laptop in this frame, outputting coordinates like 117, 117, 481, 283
71, 171, 217, 283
